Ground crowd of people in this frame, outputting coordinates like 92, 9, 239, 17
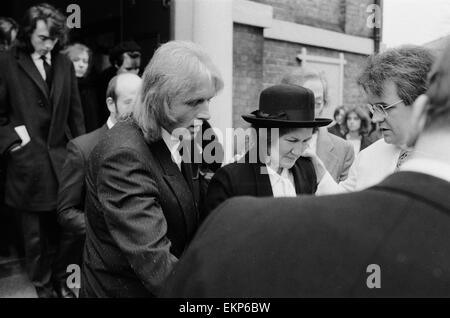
1, 3, 450, 298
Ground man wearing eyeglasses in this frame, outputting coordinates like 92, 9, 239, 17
312, 45, 435, 194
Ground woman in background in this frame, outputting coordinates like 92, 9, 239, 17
63, 43, 101, 133
344, 105, 373, 154
328, 105, 347, 139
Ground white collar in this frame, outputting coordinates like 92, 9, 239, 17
265, 164, 296, 197
161, 128, 182, 169
400, 157, 450, 183
106, 117, 115, 129
31, 51, 52, 64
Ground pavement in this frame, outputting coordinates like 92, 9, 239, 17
0, 272, 37, 298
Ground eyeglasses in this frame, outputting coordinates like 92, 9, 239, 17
366, 99, 403, 119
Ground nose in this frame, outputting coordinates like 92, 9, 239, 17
291, 142, 304, 157
197, 100, 211, 121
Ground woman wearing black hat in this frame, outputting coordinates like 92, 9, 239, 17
204, 84, 332, 215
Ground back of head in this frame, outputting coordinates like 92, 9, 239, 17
358, 45, 435, 106
424, 45, 450, 133
109, 41, 142, 67
16, 3, 68, 53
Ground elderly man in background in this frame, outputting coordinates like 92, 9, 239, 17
80, 41, 223, 298
315, 45, 434, 194
55, 73, 142, 297
281, 67, 354, 182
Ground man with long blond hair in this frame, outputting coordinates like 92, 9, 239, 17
81, 41, 223, 298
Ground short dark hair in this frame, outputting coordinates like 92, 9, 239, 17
0, 17, 18, 49
424, 44, 450, 132
16, 3, 68, 53
109, 41, 142, 67
333, 105, 347, 120
358, 45, 435, 106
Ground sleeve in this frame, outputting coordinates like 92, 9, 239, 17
67, 61, 85, 138
0, 65, 21, 156
338, 141, 355, 182
204, 167, 234, 217
97, 147, 178, 295
56, 140, 87, 235
316, 153, 359, 195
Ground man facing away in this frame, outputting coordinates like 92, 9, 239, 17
162, 44, 450, 297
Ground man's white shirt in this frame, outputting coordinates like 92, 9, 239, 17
31, 52, 51, 81
265, 165, 297, 198
401, 157, 450, 183
316, 139, 402, 195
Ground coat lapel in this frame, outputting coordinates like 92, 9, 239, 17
16, 50, 49, 100
151, 139, 198, 235
251, 162, 273, 197
291, 163, 303, 194
50, 53, 64, 109
316, 128, 339, 178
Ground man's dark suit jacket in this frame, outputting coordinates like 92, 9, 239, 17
81, 120, 200, 298
0, 47, 85, 211
57, 125, 108, 234
163, 172, 450, 297
205, 154, 317, 215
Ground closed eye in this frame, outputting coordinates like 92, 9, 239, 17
186, 98, 211, 107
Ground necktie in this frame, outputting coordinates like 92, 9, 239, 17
40, 55, 52, 89
395, 149, 411, 171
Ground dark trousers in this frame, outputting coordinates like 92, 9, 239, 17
17, 207, 84, 290
53, 230, 84, 283
18, 209, 60, 289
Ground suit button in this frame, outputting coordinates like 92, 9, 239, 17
38, 100, 44, 107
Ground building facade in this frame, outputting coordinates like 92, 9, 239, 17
173, 0, 381, 143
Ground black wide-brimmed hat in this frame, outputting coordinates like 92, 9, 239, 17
242, 84, 332, 128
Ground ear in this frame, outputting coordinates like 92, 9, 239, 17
106, 97, 116, 114
411, 94, 429, 133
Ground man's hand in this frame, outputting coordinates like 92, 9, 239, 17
302, 147, 327, 182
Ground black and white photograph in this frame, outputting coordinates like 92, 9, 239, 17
0, 0, 450, 305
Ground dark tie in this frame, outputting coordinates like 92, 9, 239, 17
40, 55, 52, 89
395, 149, 411, 171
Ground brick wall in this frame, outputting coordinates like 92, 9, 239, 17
253, 0, 375, 37
233, 24, 264, 129
232, 1, 377, 128
263, 39, 369, 106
